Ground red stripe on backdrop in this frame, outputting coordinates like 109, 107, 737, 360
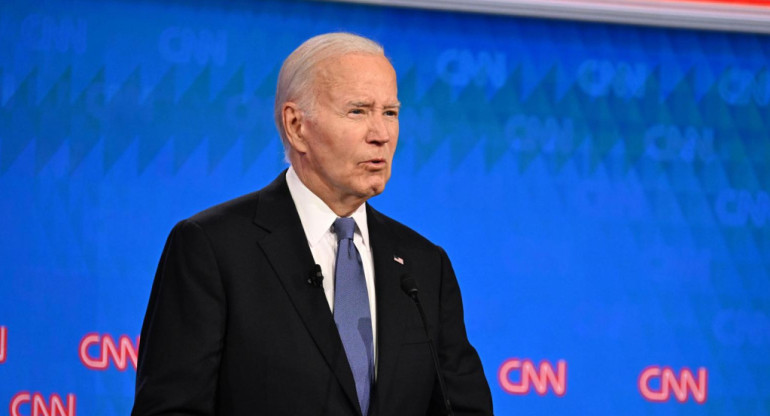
648, 0, 770, 8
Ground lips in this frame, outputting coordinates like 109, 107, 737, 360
362, 158, 387, 169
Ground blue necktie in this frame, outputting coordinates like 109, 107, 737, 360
333, 217, 374, 416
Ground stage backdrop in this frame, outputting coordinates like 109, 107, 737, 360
1, 0, 769, 414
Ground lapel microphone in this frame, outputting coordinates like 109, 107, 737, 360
400, 274, 454, 416
307, 264, 323, 288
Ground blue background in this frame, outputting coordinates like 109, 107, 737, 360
1, 0, 769, 414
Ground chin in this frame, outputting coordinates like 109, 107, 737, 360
358, 174, 389, 196
369, 186, 385, 197
361, 181, 387, 198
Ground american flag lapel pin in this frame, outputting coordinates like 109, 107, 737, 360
393, 255, 404, 265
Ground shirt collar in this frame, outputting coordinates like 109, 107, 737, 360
285, 166, 370, 248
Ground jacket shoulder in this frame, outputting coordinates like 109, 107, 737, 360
186, 190, 260, 227
367, 205, 440, 252
183, 170, 288, 230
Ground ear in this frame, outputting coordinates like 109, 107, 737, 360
282, 102, 309, 154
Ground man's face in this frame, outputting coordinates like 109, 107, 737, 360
296, 53, 399, 209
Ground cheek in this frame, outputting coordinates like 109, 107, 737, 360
390, 126, 399, 153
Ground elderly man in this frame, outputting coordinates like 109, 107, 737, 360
132, 33, 493, 416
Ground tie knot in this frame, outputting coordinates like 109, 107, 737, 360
333, 217, 356, 241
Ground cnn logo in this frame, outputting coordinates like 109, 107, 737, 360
638, 366, 708, 404
10, 392, 76, 416
498, 358, 567, 396
78, 333, 139, 371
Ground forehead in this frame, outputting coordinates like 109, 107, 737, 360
315, 53, 398, 101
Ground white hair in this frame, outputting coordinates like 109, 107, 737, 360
274, 32, 385, 153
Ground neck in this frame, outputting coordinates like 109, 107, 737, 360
292, 165, 366, 217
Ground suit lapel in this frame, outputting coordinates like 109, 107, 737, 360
253, 172, 361, 415
367, 205, 410, 410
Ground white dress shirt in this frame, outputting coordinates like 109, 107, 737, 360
285, 166, 378, 366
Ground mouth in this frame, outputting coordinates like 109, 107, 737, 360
362, 158, 387, 170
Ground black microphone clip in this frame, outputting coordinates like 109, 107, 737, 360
307, 264, 323, 288
400, 275, 419, 302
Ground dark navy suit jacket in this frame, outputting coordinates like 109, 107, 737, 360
132, 171, 493, 416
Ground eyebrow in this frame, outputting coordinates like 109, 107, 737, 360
347, 100, 401, 109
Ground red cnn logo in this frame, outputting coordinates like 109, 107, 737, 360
498, 358, 567, 396
0, 326, 6, 363
9, 392, 76, 416
78, 333, 139, 371
638, 366, 708, 404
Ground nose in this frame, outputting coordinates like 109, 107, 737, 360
366, 113, 391, 144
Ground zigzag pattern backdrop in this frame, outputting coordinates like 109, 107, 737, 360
1, 0, 769, 414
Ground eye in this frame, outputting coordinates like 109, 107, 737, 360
384, 110, 399, 118
349, 108, 365, 115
